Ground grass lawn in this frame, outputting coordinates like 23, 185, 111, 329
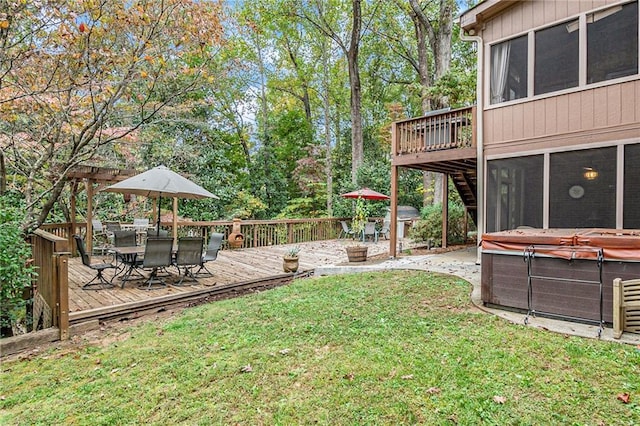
1, 271, 639, 425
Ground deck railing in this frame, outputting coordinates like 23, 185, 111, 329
41, 217, 359, 251
28, 229, 70, 340
394, 106, 476, 155
175, 217, 352, 249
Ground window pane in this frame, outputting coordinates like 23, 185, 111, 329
535, 20, 579, 95
588, 2, 638, 84
490, 35, 528, 104
549, 147, 616, 228
486, 155, 543, 232
624, 143, 640, 228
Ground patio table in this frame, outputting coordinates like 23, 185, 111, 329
111, 244, 178, 288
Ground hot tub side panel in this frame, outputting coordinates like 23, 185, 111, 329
482, 251, 640, 323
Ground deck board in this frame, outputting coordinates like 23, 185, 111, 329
68, 240, 393, 317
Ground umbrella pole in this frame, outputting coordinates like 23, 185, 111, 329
156, 195, 161, 236
172, 197, 178, 245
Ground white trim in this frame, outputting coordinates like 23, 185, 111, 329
579, 14, 587, 87
485, 73, 640, 111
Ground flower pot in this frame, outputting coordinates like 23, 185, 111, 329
283, 256, 299, 273
346, 246, 368, 262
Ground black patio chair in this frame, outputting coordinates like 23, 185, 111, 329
174, 237, 204, 285
112, 230, 143, 285
113, 230, 137, 247
194, 232, 223, 277
139, 237, 174, 290
105, 221, 122, 233
73, 235, 116, 290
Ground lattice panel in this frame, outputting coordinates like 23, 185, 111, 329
33, 293, 52, 330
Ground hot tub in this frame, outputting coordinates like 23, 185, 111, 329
481, 228, 640, 324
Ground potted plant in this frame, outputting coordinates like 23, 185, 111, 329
283, 246, 300, 273
345, 197, 369, 262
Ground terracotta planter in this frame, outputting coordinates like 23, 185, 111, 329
346, 246, 368, 262
283, 256, 299, 273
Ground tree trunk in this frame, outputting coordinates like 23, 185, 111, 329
348, 0, 363, 183
322, 41, 334, 216
409, 0, 454, 205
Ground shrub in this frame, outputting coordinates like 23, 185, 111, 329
0, 195, 37, 337
412, 202, 470, 247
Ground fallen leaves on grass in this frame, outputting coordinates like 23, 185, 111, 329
493, 395, 507, 404
401, 374, 414, 380
426, 387, 441, 395
617, 392, 631, 404
343, 372, 355, 381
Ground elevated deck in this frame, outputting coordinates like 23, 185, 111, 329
392, 106, 477, 174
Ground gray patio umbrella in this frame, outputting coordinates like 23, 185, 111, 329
103, 165, 218, 235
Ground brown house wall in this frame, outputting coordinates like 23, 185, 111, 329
482, 0, 624, 43
484, 80, 640, 157
479, 0, 640, 157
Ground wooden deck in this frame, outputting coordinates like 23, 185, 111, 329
68, 239, 393, 321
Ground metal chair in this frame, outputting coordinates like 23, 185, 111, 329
194, 232, 223, 277
380, 220, 391, 240
133, 218, 150, 233
73, 235, 115, 289
339, 221, 354, 239
113, 230, 137, 247
140, 237, 174, 290
105, 222, 122, 233
91, 219, 111, 254
174, 237, 204, 285
112, 230, 142, 285
363, 222, 379, 242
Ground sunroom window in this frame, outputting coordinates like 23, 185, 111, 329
535, 20, 579, 95
587, 1, 639, 83
549, 147, 616, 228
486, 155, 543, 232
624, 143, 640, 228
490, 35, 528, 104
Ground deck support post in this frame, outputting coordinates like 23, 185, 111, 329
442, 173, 448, 249
390, 122, 399, 258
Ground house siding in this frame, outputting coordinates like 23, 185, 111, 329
482, 0, 624, 43
479, 0, 640, 157
484, 80, 640, 157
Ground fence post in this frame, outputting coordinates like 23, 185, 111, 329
55, 253, 70, 341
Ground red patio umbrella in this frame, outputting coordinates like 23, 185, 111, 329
340, 187, 390, 200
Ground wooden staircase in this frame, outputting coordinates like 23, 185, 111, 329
451, 170, 477, 225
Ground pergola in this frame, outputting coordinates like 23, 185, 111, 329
66, 165, 139, 253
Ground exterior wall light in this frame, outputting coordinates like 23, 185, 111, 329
583, 167, 598, 180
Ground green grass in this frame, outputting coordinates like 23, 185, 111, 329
1, 271, 639, 425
